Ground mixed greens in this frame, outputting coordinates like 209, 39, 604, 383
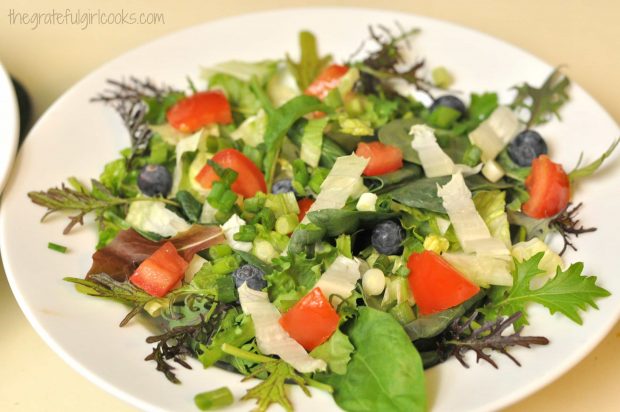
29, 26, 618, 412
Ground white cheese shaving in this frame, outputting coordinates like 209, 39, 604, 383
410, 125, 481, 177
302, 154, 368, 223
468, 106, 523, 161
221, 214, 252, 252
437, 173, 509, 256
315, 256, 361, 306
237, 283, 326, 373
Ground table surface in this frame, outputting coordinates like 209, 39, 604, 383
1, 0, 619, 411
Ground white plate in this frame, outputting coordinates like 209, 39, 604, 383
1, 8, 619, 412
0, 59, 19, 193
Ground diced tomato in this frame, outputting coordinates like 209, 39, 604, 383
167, 91, 232, 133
407, 250, 479, 316
130, 242, 189, 297
297, 198, 315, 221
355, 141, 404, 176
305, 64, 349, 100
279, 287, 340, 351
522, 155, 570, 218
195, 149, 267, 198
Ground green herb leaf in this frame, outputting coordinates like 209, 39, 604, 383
242, 360, 312, 412
175, 190, 202, 223
286, 31, 332, 91
486, 253, 610, 326
324, 307, 426, 412
263, 95, 330, 189
569, 137, 620, 180
510, 68, 571, 128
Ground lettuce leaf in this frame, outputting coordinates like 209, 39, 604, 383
87, 226, 226, 281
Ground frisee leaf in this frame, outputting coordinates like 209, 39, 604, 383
569, 137, 620, 180
443, 311, 549, 369
510, 68, 570, 128
486, 252, 610, 326
242, 360, 312, 412
28, 179, 178, 234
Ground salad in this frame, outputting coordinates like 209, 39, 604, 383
28, 26, 618, 412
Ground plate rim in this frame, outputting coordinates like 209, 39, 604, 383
2, 6, 619, 412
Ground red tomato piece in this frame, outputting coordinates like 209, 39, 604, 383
407, 250, 480, 316
279, 287, 340, 351
522, 155, 571, 218
297, 198, 315, 221
130, 242, 189, 297
167, 91, 232, 133
355, 141, 404, 176
305, 64, 349, 100
195, 149, 267, 198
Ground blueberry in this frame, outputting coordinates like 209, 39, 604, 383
371, 220, 405, 255
233, 264, 266, 291
271, 179, 294, 195
138, 164, 172, 197
429, 95, 467, 118
507, 130, 548, 167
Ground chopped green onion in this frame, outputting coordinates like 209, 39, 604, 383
234, 224, 258, 242
275, 213, 299, 235
252, 208, 275, 231
291, 180, 306, 196
48, 242, 68, 254
216, 276, 238, 303
308, 167, 329, 194
217, 190, 238, 214
194, 387, 234, 410
243, 194, 266, 213
207, 182, 227, 208
293, 159, 310, 185
265, 192, 299, 218
220, 168, 239, 186
208, 244, 233, 260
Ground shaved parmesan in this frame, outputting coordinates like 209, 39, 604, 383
221, 214, 252, 252
302, 154, 368, 223
468, 106, 523, 161
437, 173, 509, 256
237, 283, 326, 373
315, 256, 361, 306
410, 125, 481, 177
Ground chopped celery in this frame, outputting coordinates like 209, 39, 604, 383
265, 192, 299, 218
234, 225, 258, 242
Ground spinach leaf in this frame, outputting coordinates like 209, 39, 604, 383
387, 175, 514, 213
404, 291, 485, 340
306, 209, 396, 237
325, 307, 426, 412
175, 190, 202, 223
378, 118, 422, 163
263, 95, 330, 188
366, 164, 422, 191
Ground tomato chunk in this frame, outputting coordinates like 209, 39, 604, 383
167, 91, 232, 133
522, 155, 570, 218
407, 250, 479, 315
195, 149, 267, 198
130, 242, 188, 297
305, 64, 349, 100
355, 141, 404, 176
297, 198, 315, 221
279, 287, 340, 351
